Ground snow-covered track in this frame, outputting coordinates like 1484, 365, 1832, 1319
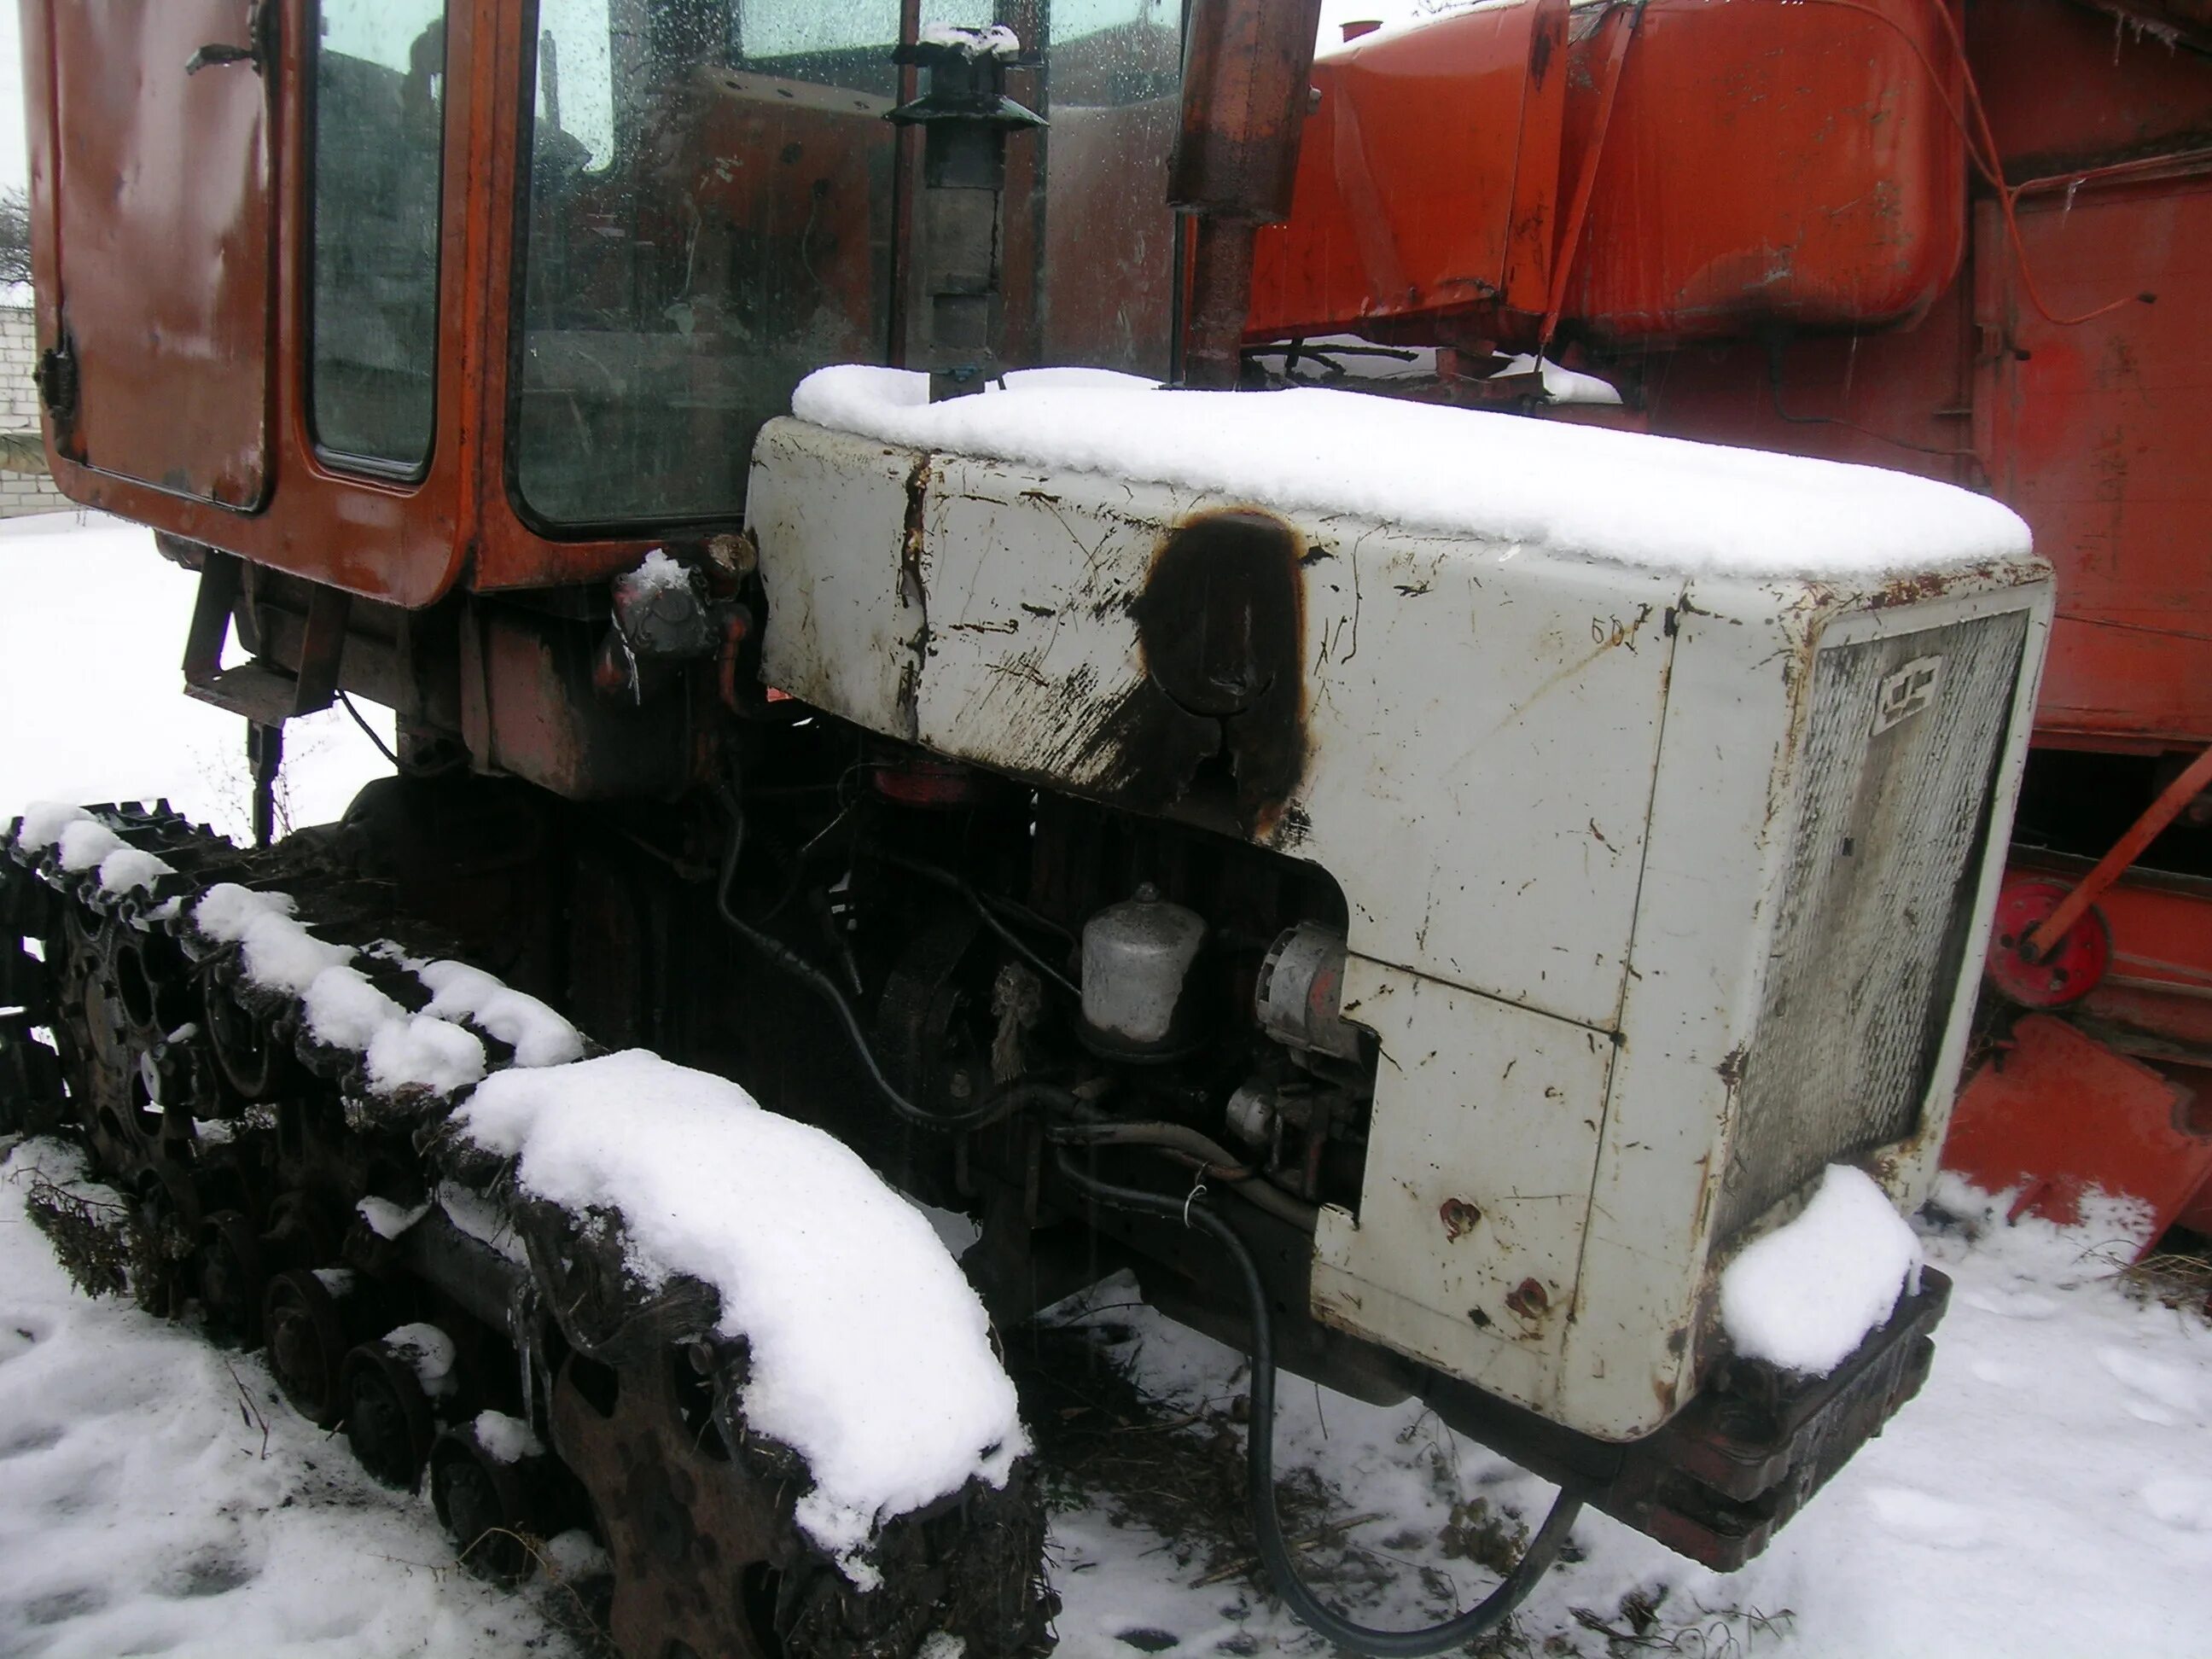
0, 800, 1055, 1659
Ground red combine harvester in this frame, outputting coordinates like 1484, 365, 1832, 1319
1252, 0, 2212, 1247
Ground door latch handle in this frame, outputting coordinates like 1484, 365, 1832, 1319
186, 3, 275, 76
185, 42, 255, 74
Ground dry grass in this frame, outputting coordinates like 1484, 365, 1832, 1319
1566, 1586, 1798, 1656
2112, 1245, 2212, 1322
1004, 1318, 1298, 1584
1003, 1318, 1542, 1653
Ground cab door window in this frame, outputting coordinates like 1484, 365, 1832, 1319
308, 0, 448, 475
510, 1, 1179, 531
514, 0, 907, 530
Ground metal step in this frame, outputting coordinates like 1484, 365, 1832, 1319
181, 552, 347, 727
183, 660, 319, 725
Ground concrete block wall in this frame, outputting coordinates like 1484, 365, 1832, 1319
0, 305, 69, 519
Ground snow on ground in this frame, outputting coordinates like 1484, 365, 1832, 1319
1042, 1186, 2212, 1659
0, 512, 394, 841
5, 513, 2211, 1656
3, 1138, 2206, 1659
0, 1140, 579, 1659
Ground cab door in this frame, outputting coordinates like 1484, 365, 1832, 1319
42, 1, 276, 510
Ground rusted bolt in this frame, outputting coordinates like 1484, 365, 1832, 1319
1438, 1197, 1482, 1241
1504, 1278, 1550, 1319
708, 528, 758, 581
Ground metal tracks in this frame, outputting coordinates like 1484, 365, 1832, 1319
0, 802, 1054, 1659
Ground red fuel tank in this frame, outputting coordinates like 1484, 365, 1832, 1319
1249, 0, 1969, 348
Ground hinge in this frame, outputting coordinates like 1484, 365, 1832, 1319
34, 328, 78, 437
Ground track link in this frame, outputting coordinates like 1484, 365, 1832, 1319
0, 801, 1055, 1659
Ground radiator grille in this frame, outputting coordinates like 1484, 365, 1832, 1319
1715, 609, 2030, 1243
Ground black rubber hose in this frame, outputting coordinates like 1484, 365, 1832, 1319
1048, 1120, 1321, 1234
337, 691, 399, 768
1053, 1149, 1584, 1656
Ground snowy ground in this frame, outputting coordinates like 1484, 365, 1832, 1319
1037, 1189, 2212, 1659
0, 511, 396, 843
3, 514, 2210, 1657
0, 1140, 579, 1659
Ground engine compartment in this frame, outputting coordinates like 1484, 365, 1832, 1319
340, 704, 1954, 1576
550, 719, 1381, 1323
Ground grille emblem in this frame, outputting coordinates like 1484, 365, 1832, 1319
1873, 655, 1944, 734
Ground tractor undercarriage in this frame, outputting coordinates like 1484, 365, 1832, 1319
2, 707, 1958, 1656
0, 795, 1054, 1659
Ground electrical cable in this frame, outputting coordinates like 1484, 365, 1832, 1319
756, 804, 853, 926
337, 691, 399, 768
1792, 0, 2151, 328
877, 852, 1082, 1000
1763, 346, 1981, 460
1051, 1148, 1584, 1656
717, 785, 1570, 1642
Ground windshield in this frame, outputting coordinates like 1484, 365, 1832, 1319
513, 0, 1182, 531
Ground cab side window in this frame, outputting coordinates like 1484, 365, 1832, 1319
309, 0, 448, 475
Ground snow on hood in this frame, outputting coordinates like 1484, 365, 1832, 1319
790, 364, 2034, 580
454, 1051, 1027, 1586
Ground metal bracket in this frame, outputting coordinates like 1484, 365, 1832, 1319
183, 555, 351, 848
183, 553, 352, 726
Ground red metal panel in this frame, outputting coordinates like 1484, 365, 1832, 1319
1942, 1015, 2212, 1245
1615, 286, 1980, 484
1245, 0, 1564, 341
1557, 0, 1966, 345
1971, 0, 2212, 173
47, 1, 272, 508
1249, 0, 1965, 350
1975, 178, 2212, 748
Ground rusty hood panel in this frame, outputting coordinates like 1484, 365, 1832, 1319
755, 413, 1675, 1033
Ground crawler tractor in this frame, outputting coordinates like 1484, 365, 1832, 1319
2, 3, 2049, 1655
